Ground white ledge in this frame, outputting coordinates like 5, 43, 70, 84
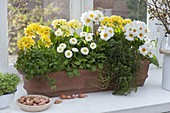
1, 68, 170, 113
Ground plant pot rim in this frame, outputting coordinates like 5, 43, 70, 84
2, 89, 16, 96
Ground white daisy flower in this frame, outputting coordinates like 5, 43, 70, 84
81, 12, 93, 26
90, 42, 97, 49
86, 11, 97, 21
124, 24, 133, 33
147, 41, 156, 50
125, 31, 135, 41
65, 50, 73, 58
69, 38, 78, 45
106, 27, 114, 37
137, 31, 145, 40
132, 27, 138, 36
72, 48, 79, 52
85, 33, 93, 42
81, 47, 89, 55
59, 43, 66, 49
55, 29, 63, 36
98, 26, 107, 32
80, 32, 87, 37
57, 47, 64, 53
148, 51, 154, 58
100, 31, 112, 41
138, 45, 148, 56
94, 10, 104, 21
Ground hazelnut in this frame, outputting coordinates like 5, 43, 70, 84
54, 99, 62, 104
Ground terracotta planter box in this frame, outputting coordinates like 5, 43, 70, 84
21, 60, 150, 97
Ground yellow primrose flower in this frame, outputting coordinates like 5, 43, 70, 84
110, 15, 123, 25
29, 23, 41, 31
24, 28, 35, 37
68, 19, 82, 29
123, 19, 132, 25
17, 36, 35, 50
100, 17, 112, 26
41, 36, 52, 48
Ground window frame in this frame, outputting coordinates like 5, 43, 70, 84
0, 0, 161, 72
0, 0, 8, 73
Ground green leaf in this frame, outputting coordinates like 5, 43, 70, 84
86, 64, 91, 68
83, 26, 91, 33
73, 69, 80, 76
149, 55, 159, 67
98, 63, 103, 70
67, 72, 73, 77
79, 65, 83, 69
91, 65, 97, 72
74, 61, 81, 65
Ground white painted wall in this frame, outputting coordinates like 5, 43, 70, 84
0, 0, 8, 73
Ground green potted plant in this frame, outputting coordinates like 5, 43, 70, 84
15, 10, 158, 97
0, 73, 20, 109
97, 15, 159, 95
15, 14, 107, 97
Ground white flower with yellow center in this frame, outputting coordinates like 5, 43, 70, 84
85, 33, 93, 42
86, 11, 97, 21
98, 26, 107, 32
90, 42, 97, 49
69, 38, 77, 45
80, 32, 87, 37
100, 31, 111, 41
94, 10, 104, 21
72, 48, 79, 52
57, 47, 64, 53
124, 24, 133, 32
55, 29, 63, 36
125, 31, 135, 41
81, 47, 89, 55
137, 31, 145, 40
81, 12, 93, 26
59, 43, 66, 49
138, 45, 148, 56
106, 27, 114, 37
148, 51, 154, 58
65, 50, 73, 58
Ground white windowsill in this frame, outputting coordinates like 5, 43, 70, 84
1, 68, 170, 113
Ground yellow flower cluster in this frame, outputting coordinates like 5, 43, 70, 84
123, 19, 132, 25
17, 36, 35, 50
41, 36, 52, 48
100, 15, 132, 30
24, 23, 51, 38
18, 23, 52, 50
52, 19, 81, 37
52, 19, 68, 29
68, 19, 82, 29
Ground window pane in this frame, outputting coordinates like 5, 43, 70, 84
94, 0, 146, 21
8, 0, 70, 64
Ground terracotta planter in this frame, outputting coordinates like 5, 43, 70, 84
21, 60, 150, 97
137, 59, 150, 86
22, 70, 110, 97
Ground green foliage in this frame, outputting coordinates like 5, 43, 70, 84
54, 30, 107, 77
126, 0, 147, 22
15, 47, 63, 89
149, 55, 159, 67
0, 73, 20, 96
8, 0, 59, 54
100, 34, 142, 95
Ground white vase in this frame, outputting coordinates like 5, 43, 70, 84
162, 34, 170, 90
0, 93, 15, 109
